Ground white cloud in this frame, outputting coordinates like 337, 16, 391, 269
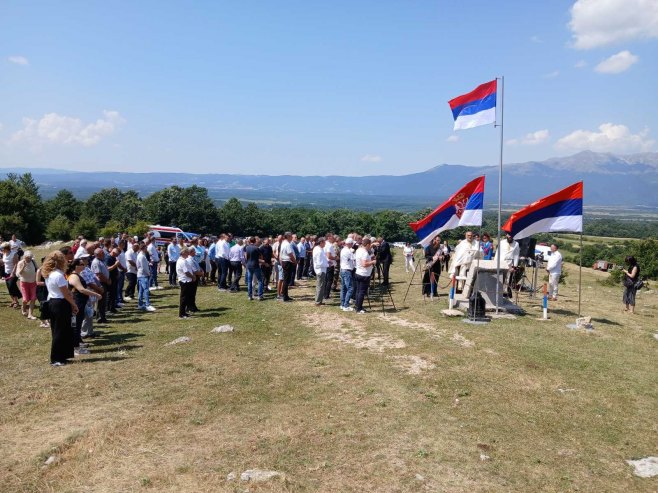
556, 123, 654, 153
9, 110, 125, 148
569, 0, 658, 49
575, 60, 588, 68
507, 129, 550, 146
446, 135, 459, 143
594, 50, 639, 74
8, 55, 29, 66
361, 154, 382, 163
543, 70, 560, 79
530, 35, 542, 43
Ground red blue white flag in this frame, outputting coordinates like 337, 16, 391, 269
409, 176, 485, 247
503, 182, 583, 240
448, 80, 497, 130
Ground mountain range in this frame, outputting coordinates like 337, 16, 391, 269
2, 151, 657, 210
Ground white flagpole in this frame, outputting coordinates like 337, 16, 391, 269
494, 76, 504, 313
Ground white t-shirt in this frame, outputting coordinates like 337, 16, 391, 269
403, 246, 414, 257
46, 270, 68, 300
125, 248, 138, 274
147, 243, 160, 262
3, 251, 17, 275
176, 256, 192, 283
340, 246, 355, 271
546, 250, 563, 274
355, 248, 373, 277
137, 252, 150, 277
118, 251, 127, 270
324, 241, 337, 267
313, 245, 328, 274
279, 240, 295, 263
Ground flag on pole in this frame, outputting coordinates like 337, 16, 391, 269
502, 182, 583, 240
409, 176, 485, 247
448, 80, 497, 130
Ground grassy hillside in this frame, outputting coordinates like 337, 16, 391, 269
1, 251, 656, 492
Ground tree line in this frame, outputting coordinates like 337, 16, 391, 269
1, 172, 657, 279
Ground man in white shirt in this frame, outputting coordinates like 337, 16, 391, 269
354, 238, 377, 314
545, 243, 563, 301
145, 238, 161, 289
124, 242, 139, 300
167, 238, 181, 286
215, 234, 230, 291
229, 239, 245, 292
312, 237, 328, 305
176, 248, 194, 318
497, 232, 520, 298
339, 238, 356, 311
136, 243, 156, 312
323, 233, 337, 300
279, 232, 296, 302
186, 246, 202, 312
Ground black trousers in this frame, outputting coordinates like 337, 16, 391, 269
324, 266, 335, 299
125, 273, 137, 298
296, 259, 305, 279
49, 298, 74, 363
168, 261, 177, 285
210, 259, 217, 282
108, 276, 118, 311
355, 274, 370, 312
190, 278, 199, 310
382, 261, 391, 285
217, 258, 229, 289
281, 262, 295, 299
229, 262, 242, 291
261, 265, 272, 287
179, 281, 193, 317
97, 285, 109, 321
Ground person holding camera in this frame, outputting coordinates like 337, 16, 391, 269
622, 256, 640, 314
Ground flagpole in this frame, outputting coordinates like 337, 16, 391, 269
578, 231, 583, 317
494, 76, 504, 313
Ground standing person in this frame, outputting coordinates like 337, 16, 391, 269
442, 241, 451, 271
323, 233, 337, 300
480, 233, 494, 260
215, 234, 230, 291
449, 231, 479, 292
208, 237, 218, 284
259, 237, 273, 292
622, 256, 640, 314
91, 249, 111, 323
289, 235, 300, 287
313, 237, 328, 305
279, 232, 296, 302
77, 254, 104, 339
497, 232, 520, 298
229, 239, 245, 292
272, 234, 283, 298
245, 237, 265, 301
67, 259, 98, 356
17, 250, 38, 319
403, 242, 415, 273
422, 236, 443, 299
2, 242, 20, 308
106, 248, 121, 313
340, 238, 355, 311
545, 244, 562, 301
378, 237, 393, 286
303, 236, 313, 278
42, 251, 78, 367
136, 243, 156, 312
186, 246, 202, 312
167, 238, 181, 286
146, 238, 160, 289
354, 238, 377, 314
124, 242, 139, 300
35, 258, 50, 328
116, 241, 127, 306
176, 248, 194, 318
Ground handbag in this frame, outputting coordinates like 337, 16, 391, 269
634, 278, 644, 290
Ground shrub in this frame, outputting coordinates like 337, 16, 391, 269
73, 217, 98, 241
46, 215, 72, 241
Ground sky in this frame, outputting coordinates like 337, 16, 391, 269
1, 0, 657, 176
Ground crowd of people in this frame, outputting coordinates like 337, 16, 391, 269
2, 227, 643, 368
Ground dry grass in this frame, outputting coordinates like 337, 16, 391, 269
1, 250, 657, 492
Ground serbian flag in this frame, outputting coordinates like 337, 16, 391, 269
448, 80, 497, 130
503, 182, 583, 240
409, 176, 485, 247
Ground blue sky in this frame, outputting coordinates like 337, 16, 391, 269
1, 0, 656, 175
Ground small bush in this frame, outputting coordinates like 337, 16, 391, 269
46, 215, 72, 241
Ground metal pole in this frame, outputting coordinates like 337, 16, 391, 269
494, 76, 504, 313
578, 231, 583, 317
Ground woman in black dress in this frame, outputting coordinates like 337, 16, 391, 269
622, 256, 640, 314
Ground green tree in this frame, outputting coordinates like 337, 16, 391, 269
0, 173, 44, 244
46, 215, 73, 241
143, 185, 218, 233
73, 217, 99, 240
84, 188, 127, 226
127, 221, 150, 239
44, 189, 82, 223
99, 220, 123, 239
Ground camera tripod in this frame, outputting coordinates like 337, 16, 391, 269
367, 265, 397, 314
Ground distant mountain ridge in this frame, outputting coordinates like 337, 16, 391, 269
2, 151, 657, 208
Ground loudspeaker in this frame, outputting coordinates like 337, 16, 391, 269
468, 291, 486, 319
518, 238, 537, 259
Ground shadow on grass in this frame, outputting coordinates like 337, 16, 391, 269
551, 308, 579, 316
591, 317, 622, 326
91, 344, 143, 354
192, 308, 230, 318
89, 332, 145, 347
74, 356, 129, 364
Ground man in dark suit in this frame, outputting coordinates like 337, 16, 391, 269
378, 237, 393, 286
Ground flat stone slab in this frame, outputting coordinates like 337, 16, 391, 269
211, 325, 235, 333
441, 309, 464, 317
166, 336, 191, 345
626, 457, 658, 478
240, 469, 284, 482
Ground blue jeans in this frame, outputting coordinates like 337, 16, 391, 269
149, 263, 159, 287
246, 266, 264, 299
137, 277, 151, 308
117, 271, 125, 303
217, 258, 229, 289
340, 269, 354, 308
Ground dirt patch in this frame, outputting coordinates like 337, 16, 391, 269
452, 332, 475, 348
390, 355, 436, 375
377, 314, 446, 340
303, 312, 406, 353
